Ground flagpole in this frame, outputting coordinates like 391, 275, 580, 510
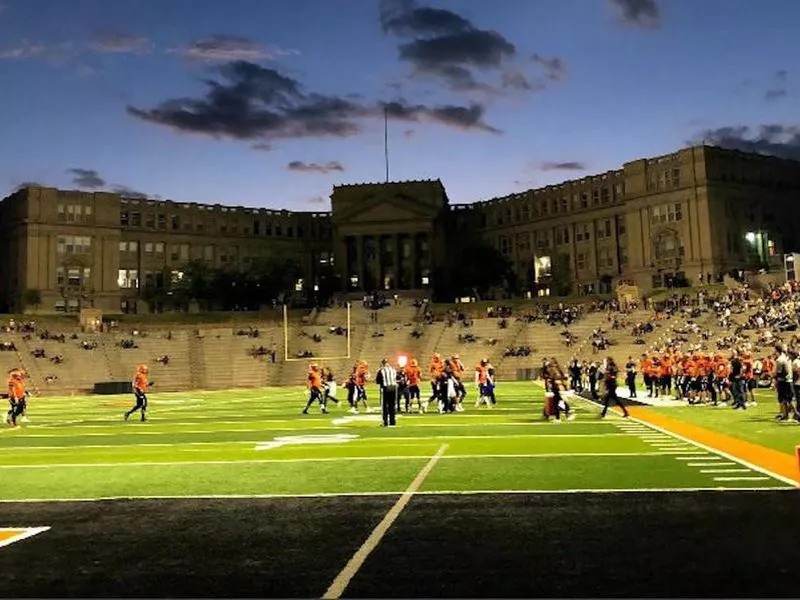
384, 105, 389, 183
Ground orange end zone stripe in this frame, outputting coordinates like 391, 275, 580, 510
0, 527, 50, 549
630, 408, 799, 485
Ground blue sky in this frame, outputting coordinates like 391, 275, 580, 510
0, 0, 798, 209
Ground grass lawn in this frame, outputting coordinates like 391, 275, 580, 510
647, 387, 800, 456
1, 382, 790, 501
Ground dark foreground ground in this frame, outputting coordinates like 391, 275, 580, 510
0, 490, 798, 598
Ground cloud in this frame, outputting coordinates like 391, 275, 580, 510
67, 168, 106, 189
287, 161, 345, 174
90, 32, 151, 54
170, 35, 294, 62
765, 88, 787, 101
531, 54, 567, 81
13, 181, 44, 192
539, 161, 587, 171
404, 129, 415, 138
307, 196, 328, 205
609, 0, 661, 29
111, 185, 150, 198
127, 60, 500, 143
0, 40, 73, 61
691, 124, 800, 161
765, 69, 788, 101
380, 0, 559, 95
251, 142, 272, 151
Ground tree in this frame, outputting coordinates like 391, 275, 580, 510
550, 253, 573, 296
434, 239, 514, 300
22, 288, 42, 313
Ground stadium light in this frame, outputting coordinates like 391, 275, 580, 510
745, 232, 756, 244
397, 354, 408, 368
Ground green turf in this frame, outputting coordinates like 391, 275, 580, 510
0, 382, 791, 500
647, 388, 800, 455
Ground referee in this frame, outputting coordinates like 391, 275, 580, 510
376, 358, 398, 427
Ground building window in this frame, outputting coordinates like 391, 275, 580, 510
117, 269, 139, 289
598, 248, 613, 268
620, 246, 629, 266
617, 218, 627, 236
155, 242, 164, 255
580, 193, 588, 209
592, 189, 600, 205
559, 197, 568, 213
672, 168, 681, 187
600, 188, 610, 204
54, 300, 66, 312
204, 246, 214, 261
57, 235, 91, 254
171, 215, 179, 230
130, 212, 141, 227
145, 242, 153, 254
575, 224, 591, 242
119, 241, 138, 253
556, 227, 569, 246
499, 237, 512, 256
120, 211, 129, 226
576, 253, 586, 271
145, 213, 155, 228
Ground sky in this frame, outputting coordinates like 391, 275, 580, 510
1, 0, 799, 210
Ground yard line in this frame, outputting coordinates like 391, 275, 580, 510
713, 476, 770, 482
572, 395, 799, 487
700, 469, 753, 474
0, 451, 705, 469
675, 455, 714, 460
322, 444, 448, 599
0, 486, 792, 504
686, 462, 737, 467
0, 432, 642, 451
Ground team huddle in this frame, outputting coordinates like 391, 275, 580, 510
302, 353, 498, 417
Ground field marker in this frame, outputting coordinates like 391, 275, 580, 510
713, 476, 770, 482
0, 451, 702, 470
254, 434, 359, 451
0, 527, 50, 549
686, 462, 736, 467
700, 469, 752, 474
322, 443, 448, 599
0, 486, 793, 504
675, 456, 714, 460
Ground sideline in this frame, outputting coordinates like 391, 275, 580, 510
629, 408, 799, 486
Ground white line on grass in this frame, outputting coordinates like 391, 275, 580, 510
0, 486, 792, 504
674, 455, 713, 460
0, 451, 696, 470
322, 443, 448, 599
713, 476, 770, 482
573, 396, 798, 487
0, 527, 51, 549
700, 469, 753, 474
686, 462, 736, 467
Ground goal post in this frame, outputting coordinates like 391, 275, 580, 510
283, 302, 352, 362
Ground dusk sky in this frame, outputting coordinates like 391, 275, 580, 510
1, 0, 799, 210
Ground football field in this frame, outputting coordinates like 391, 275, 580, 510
1, 382, 798, 597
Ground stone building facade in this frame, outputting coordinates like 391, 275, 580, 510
2, 144, 799, 313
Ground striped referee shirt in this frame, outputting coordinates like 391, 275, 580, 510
377, 365, 397, 389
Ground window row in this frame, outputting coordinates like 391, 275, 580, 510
57, 236, 92, 254
57, 203, 93, 224
490, 184, 624, 227
119, 212, 323, 238
56, 266, 91, 287
650, 203, 683, 224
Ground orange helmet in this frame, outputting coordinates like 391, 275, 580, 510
137, 364, 148, 374
410, 358, 418, 367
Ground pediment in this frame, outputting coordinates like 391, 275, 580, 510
333, 193, 435, 225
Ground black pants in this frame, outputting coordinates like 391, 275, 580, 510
126, 391, 147, 420
304, 388, 324, 412
381, 386, 397, 426
602, 384, 629, 417
626, 373, 636, 397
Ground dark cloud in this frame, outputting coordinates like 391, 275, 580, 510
127, 60, 500, 142
112, 185, 150, 198
90, 32, 151, 54
251, 143, 272, 151
307, 196, 328, 205
287, 161, 345, 174
380, 0, 558, 94
67, 168, 105, 189
539, 161, 587, 171
171, 35, 293, 62
775, 69, 788, 82
531, 54, 567, 81
13, 181, 43, 192
765, 88, 787, 101
609, 0, 661, 29
691, 125, 800, 161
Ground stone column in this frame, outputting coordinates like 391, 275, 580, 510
357, 234, 365, 291
411, 233, 419, 289
395, 233, 403, 289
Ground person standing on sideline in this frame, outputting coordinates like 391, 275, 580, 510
773, 344, 799, 421
5, 369, 26, 427
376, 358, 398, 427
124, 364, 150, 422
625, 356, 637, 398
601, 357, 629, 418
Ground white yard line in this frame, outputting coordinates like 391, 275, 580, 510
322, 444, 448, 599
686, 462, 736, 467
700, 469, 752, 474
713, 476, 770, 482
0, 450, 698, 470
0, 486, 792, 505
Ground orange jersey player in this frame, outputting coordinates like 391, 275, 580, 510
404, 358, 424, 412
303, 363, 326, 414
5, 369, 26, 427
124, 364, 150, 422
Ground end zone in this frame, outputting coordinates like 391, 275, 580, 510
0, 527, 50, 549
